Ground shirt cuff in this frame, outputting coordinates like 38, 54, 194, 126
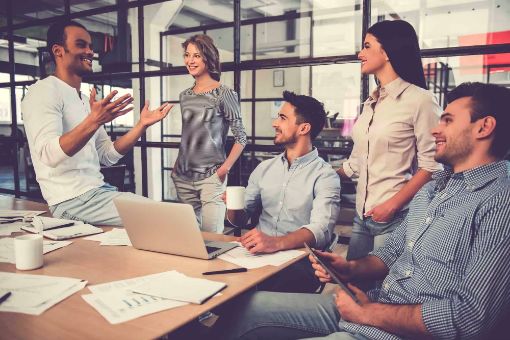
104, 143, 124, 165
342, 161, 355, 178
421, 299, 456, 339
417, 158, 443, 173
301, 224, 327, 249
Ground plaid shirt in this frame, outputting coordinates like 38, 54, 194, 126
339, 161, 510, 339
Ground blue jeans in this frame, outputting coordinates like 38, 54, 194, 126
49, 184, 151, 226
346, 211, 407, 261
215, 291, 368, 340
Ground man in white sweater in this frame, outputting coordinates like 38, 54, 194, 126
22, 20, 172, 225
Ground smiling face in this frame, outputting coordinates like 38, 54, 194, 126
358, 33, 388, 75
432, 97, 476, 168
272, 102, 302, 146
184, 43, 208, 78
54, 25, 94, 77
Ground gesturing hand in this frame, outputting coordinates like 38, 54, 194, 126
139, 101, 173, 128
89, 88, 134, 126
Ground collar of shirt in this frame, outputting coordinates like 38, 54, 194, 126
278, 147, 319, 169
365, 77, 412, 104
433, 161, 507, 193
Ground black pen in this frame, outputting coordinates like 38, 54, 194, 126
44, 222, 75, 231
202, 268, 247, 275
0, 292, 12, 305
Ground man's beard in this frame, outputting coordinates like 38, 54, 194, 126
434, 128, 473, 167
274, 133, 297, 146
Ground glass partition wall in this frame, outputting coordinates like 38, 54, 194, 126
0, 0, 509, 202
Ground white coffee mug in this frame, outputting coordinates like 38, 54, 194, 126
226, 186, 246, 210
15, 234, 43, 270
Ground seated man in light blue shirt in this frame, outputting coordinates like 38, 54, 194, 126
231, 91, 341, 293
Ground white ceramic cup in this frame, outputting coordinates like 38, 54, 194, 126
226, 186, 246, 210
14, 234, 43, 270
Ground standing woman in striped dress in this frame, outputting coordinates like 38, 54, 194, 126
337, 20, 442, 263
171, 34, 247, 233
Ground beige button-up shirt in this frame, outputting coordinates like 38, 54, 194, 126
343, 77, 442, 219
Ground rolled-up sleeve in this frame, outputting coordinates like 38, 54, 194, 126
22, 83, 70, 168
422, 194, 510, 339
302, 167, 341, 249
413, 94, 442, 172
94, 127, 123, 166
342, 140, 361, 179
370, 214, 407, 268
222, 88, 247, 146
244, 162, 263, 218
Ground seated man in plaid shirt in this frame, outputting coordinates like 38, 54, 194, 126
216, 82, 510, 340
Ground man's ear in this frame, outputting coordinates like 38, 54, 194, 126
475, 116, 496, 139
299, 122, 311, 136
52, 44, 63, 59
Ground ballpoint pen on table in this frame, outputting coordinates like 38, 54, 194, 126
0, 292, 12, 305
44, 222, 75, 231
202, 268, 248, 275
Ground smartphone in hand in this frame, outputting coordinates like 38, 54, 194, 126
305, 243, 359, 303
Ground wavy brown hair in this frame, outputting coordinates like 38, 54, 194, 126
182, 34, 221, 81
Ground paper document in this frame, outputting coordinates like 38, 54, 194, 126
82, 291, 186, 325
0, 210, 44, 236
131, 270, 226, 304
0, 210, 45, 220
0, 272, 87, 315
83, 228, 131, 246
0, 222, 28, 236
0, 238, 72, 264
218, 243, 304, 269
84, 272, 189, 324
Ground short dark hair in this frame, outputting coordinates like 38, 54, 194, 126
282, 91, 326, 140
182, 34, 221, 81
47, 20, 87, 62
367, 20, 427, 89
447, 82, 510, 158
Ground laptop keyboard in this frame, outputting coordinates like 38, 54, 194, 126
206, 246, 221, 254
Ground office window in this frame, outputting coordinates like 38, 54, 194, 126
11, 1, 65, 24
76, 8, 138, 74
371, 1, 510, 49
70, 0, 116, 13
12, 24, 49, 79
312, 63, 361, 137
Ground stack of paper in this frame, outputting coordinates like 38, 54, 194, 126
0, 210, 45, 236
83, 228, 132, 246
0, 238, 72, 264
218, 243, 305, 269
82, 271, 189, 324
131, 270, 226, 304
0, 272, 87, 315
22, 217, 103, 240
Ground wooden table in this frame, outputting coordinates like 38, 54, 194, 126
0, 195, 306, 339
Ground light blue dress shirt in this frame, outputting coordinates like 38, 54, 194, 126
245, 148, 341, 249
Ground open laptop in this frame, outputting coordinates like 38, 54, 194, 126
113, 197, 238, 259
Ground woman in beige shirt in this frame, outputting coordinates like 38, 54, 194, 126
338, 20, 442, 262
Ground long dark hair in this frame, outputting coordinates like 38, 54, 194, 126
367, 20, 427, 89
182, 34, 221, 81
